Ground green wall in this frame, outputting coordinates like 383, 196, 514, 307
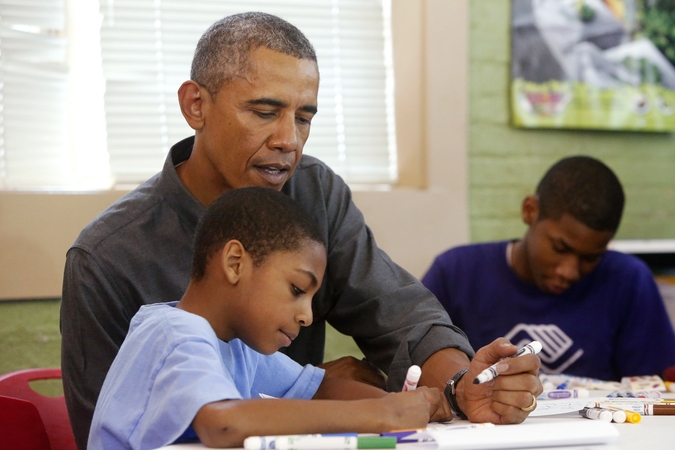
0, 299, 63, 394
0, 298, 361, 377
469, 0, 675, 242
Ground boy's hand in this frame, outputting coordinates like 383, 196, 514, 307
416, 386, 453, 423
380, 387, 452, 430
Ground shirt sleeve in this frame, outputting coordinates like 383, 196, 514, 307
249, 351, 325, 400
61, 247, 133, 450
128, 338, 242, 450
306, 166, 475, 391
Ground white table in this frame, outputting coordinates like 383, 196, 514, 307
157, 413, 674, 450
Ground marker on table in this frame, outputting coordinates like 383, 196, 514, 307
538, 388, 589, 400
402, 365, 422, 391
609, 409, 626, 423
243, 435, 395, 449
603, 402, 675, 416
473, 341, 542, 384
579, 407, 612, 422
588, 398, 675, 414
381, 423, 494, 443
604, 405, 641, 424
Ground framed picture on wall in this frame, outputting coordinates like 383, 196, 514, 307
510, 0, 675, 132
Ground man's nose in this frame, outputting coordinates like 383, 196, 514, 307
268, 114, 299, 152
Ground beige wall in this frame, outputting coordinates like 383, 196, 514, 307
0, 0, 469, 299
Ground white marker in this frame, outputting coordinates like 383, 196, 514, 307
610, 409, 627, 423
402, 365, 422, 391
244, 435, 395, 449
473, 341, 542, 384
579, 407, 613, 422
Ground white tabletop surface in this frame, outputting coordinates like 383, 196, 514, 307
156, 413, 674, 450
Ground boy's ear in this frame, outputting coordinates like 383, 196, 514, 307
177, 80, 207, 131
219, 240, 246, 285
522, 195, 540, 226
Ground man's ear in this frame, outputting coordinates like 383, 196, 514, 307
219, 240, 247, 285
177, 80, 207, 131
522, 195, 540, 226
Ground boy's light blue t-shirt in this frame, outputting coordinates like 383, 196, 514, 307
88, 302, 325, 450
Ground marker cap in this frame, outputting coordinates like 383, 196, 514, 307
598, 410, 613, 422
243, 436, 264, 449
623, 410, 642, 423
611, 410, 626, 423
406, 365, 422, 382
357, 437, 397, 449
528, 341, 543, 354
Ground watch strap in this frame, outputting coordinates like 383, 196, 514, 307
444, 368, 468, 420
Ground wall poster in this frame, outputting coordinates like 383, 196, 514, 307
511, 0, 675, 131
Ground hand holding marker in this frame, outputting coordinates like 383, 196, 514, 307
474, 341, 543, 384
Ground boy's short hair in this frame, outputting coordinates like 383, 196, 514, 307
192, 187, 325, 281
536, 155, 625, 232
191, 12, 317, 98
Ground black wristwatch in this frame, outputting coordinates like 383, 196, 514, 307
444, 368, 468, 420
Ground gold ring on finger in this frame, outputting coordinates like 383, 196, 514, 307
521, 393, 537, 412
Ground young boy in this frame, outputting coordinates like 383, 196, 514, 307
88, 187, 451, 449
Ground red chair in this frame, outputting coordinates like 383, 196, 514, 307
0, 368, 76, 450
0, 395, 52, 449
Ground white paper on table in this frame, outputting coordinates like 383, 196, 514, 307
529, 396, 607, 416
425, 420, 618, 449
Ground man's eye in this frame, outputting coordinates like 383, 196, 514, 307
255, 111, 275, 118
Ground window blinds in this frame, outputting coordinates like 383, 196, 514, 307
0, 0, 396, 189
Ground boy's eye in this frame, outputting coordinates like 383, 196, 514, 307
581, 254, 601, 264
292, 285, 305, 296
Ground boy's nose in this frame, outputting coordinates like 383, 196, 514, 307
556, 254, 581, 284
296, 299, 313, 327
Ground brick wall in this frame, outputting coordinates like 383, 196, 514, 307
468, 0, 675, 242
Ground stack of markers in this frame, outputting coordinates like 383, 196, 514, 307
579, 406, 642, 424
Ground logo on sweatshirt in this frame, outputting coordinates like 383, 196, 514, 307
505, 324, 584, 374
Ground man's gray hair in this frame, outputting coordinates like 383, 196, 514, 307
190, 12, 317, 98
